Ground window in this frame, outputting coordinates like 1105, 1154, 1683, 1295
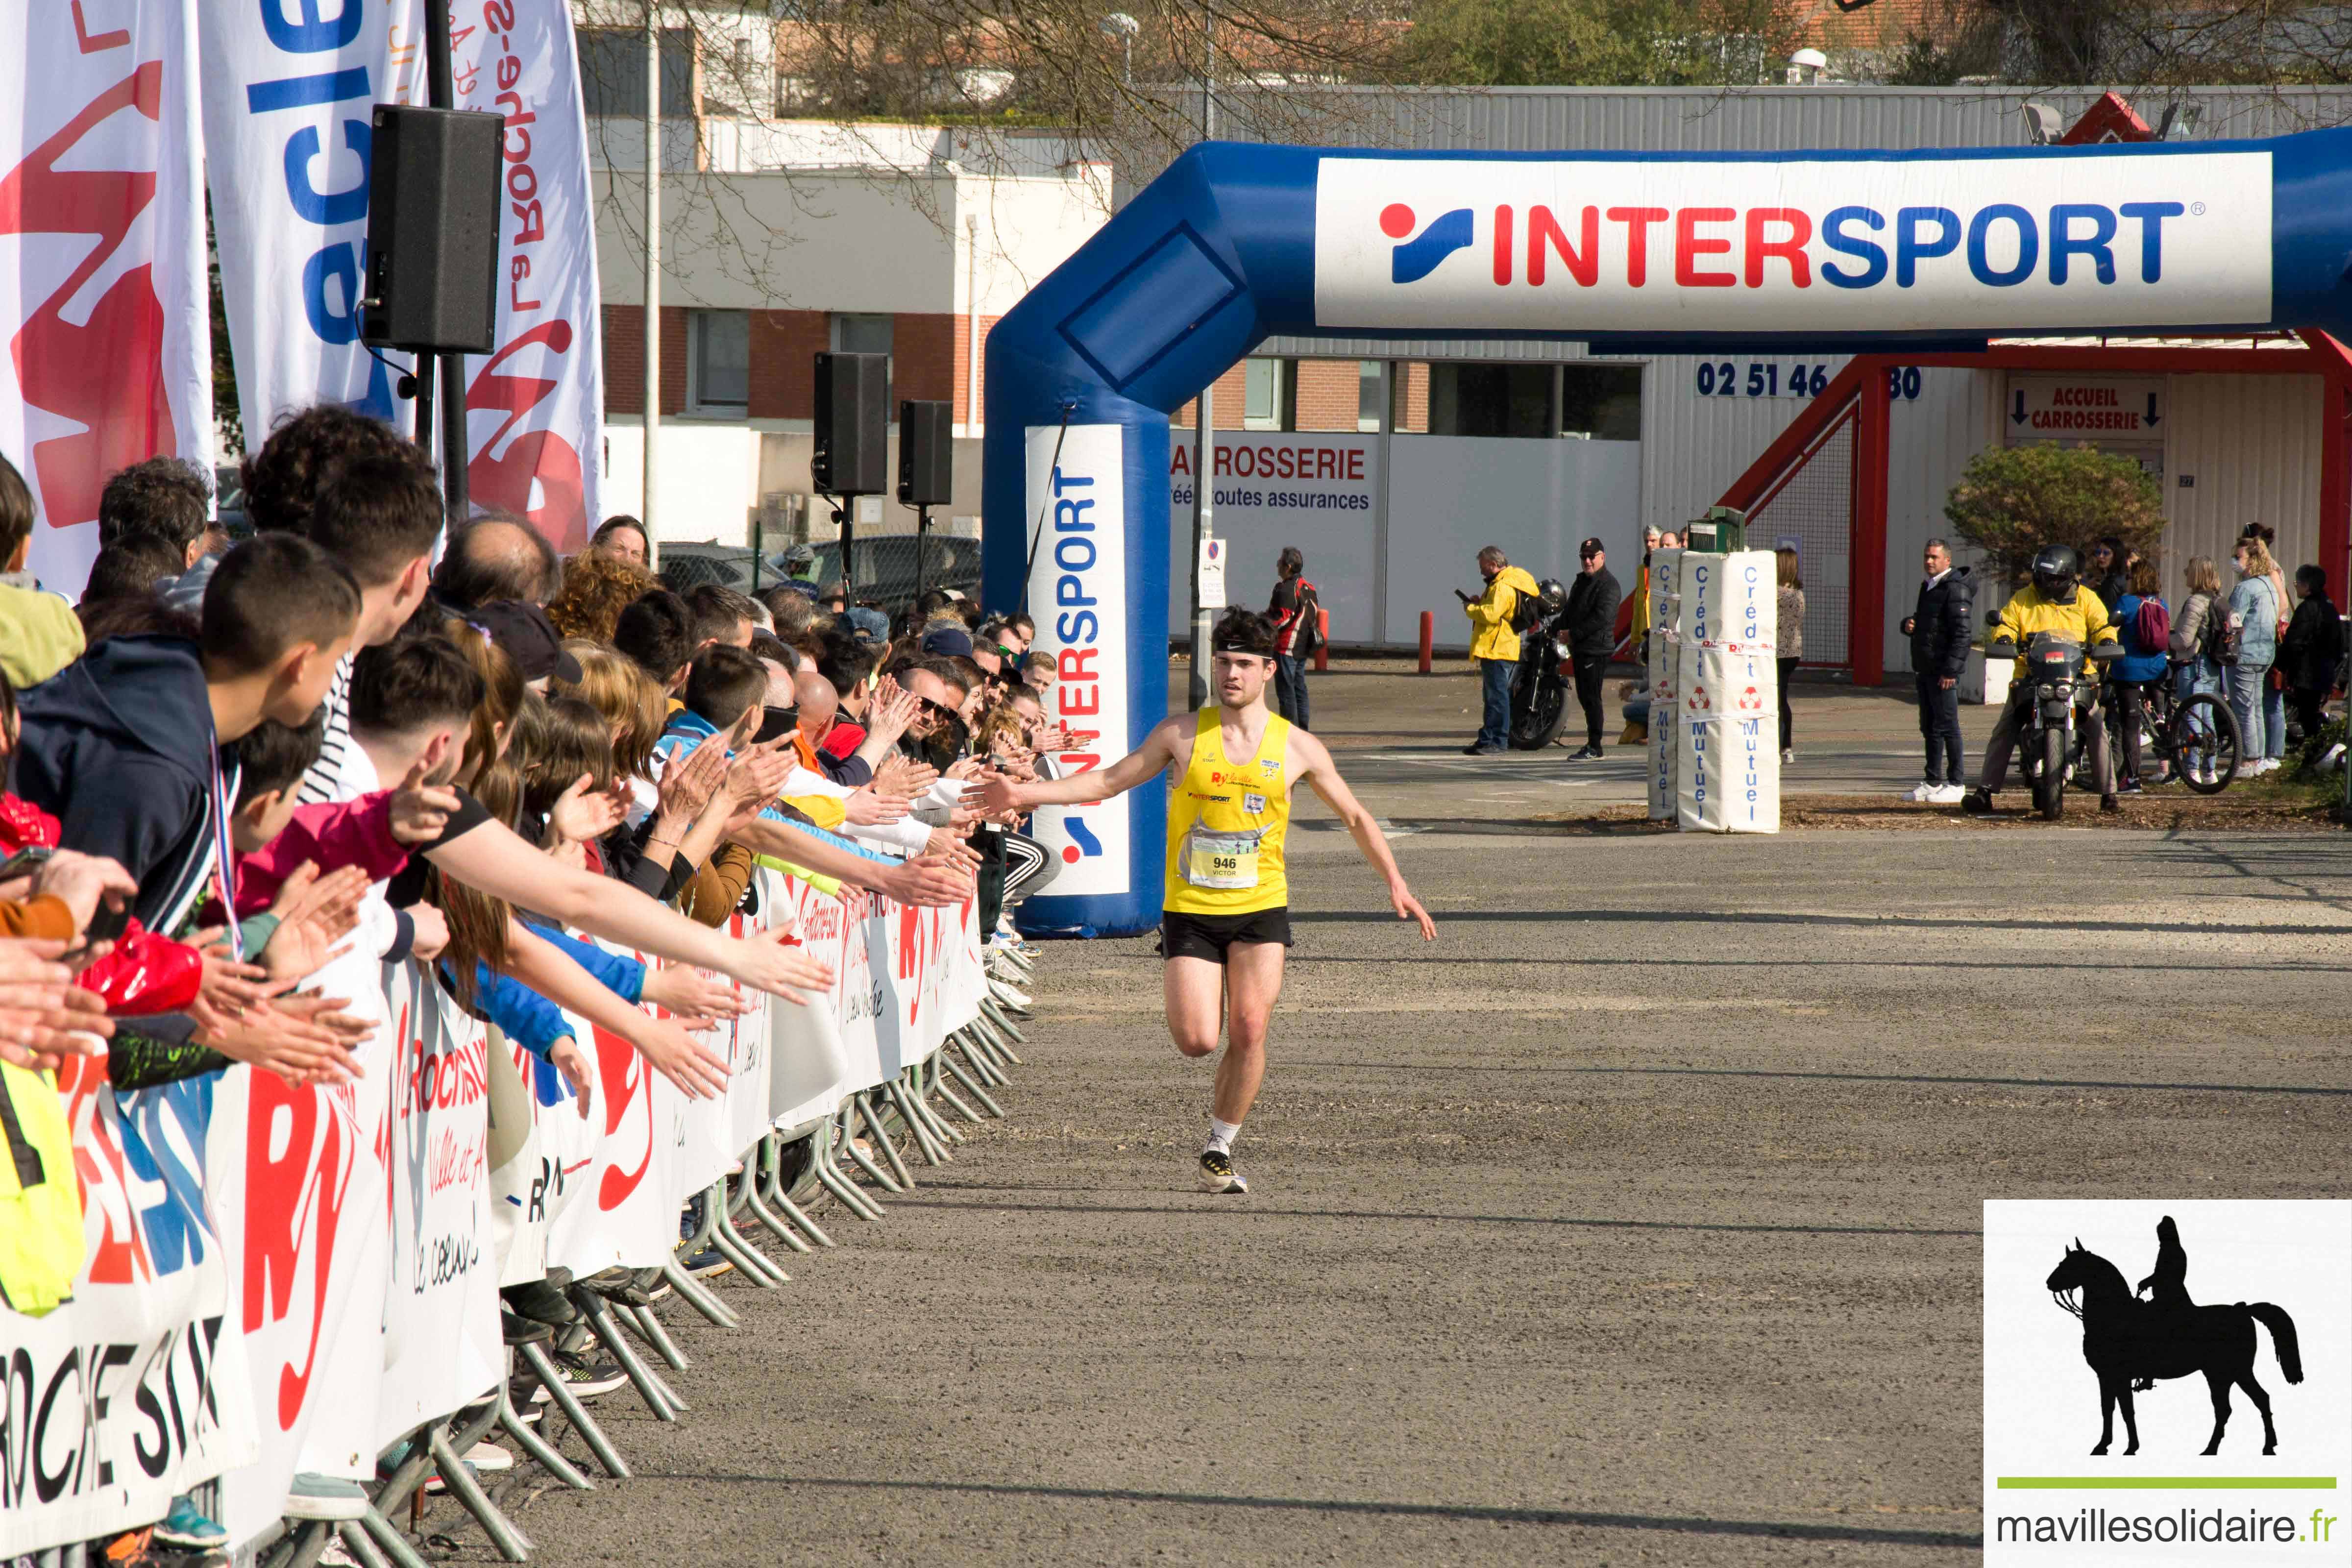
689, 310, 749, 414
831, 313, 893, 411
1428, 364, 1554, 438
577, 28, 692, 118
1242, 357, 1287, 430
1357, 361, 1385, 432
1560, 366, 1643, 441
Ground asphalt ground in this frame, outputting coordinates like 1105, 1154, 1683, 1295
505, 667, 2352, 1567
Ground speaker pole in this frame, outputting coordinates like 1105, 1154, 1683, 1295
411, 350, 436, 456
831, 499, 852, 611
914, 504, 930, 605
421, 0, 468, 526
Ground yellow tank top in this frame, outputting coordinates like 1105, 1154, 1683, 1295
1163, 708, 1293, 915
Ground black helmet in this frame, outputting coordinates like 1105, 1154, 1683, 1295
1535, 577, 1567, 614
2031, 544, 2081, 604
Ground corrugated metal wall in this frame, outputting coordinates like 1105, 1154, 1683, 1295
2164, 373, 2324, 586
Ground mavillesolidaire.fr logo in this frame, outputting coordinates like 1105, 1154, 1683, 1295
1984, 1200, 2352, 1565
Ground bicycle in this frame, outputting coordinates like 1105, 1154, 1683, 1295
2083, 674, 2241, 793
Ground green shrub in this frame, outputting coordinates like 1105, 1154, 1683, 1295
1942, 444, 2166, 589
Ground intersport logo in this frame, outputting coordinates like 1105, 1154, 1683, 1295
1315, 152, 2273, 334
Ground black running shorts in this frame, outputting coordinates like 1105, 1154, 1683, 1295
1157, 906, 1293, 962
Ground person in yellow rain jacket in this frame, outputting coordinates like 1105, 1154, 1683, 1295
1458, 545, 1539, 755
1963, 543, 2122, 815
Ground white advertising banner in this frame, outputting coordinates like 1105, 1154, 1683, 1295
376, 962, 501, 1446
201, 0, 421, 441
542, 988, 682, 1278
1674, 551, 1780, 833
450, 0, 603, 547
1645, 548, 1680, 821
1168, 434, 1380, 641
204, 937, 395, 1542
1026, 424, 1132, 899
0, 0, 212, 598
1315, 152, 2272, 334
769, 875, 855, 1133
0, 1065, 255, 1558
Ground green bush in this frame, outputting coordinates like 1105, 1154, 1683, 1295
1942, 444, 2167, 589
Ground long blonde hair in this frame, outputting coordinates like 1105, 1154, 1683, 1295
2184, 556, 2222, 599
553, 638, 667, 781
2236, 539, 2277, 581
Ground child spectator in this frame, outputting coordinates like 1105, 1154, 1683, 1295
0, 451, 83, 689
16, 535, 357, 931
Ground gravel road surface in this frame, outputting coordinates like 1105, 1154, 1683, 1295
513, 823, 2352, 1567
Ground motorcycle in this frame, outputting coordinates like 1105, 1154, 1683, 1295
1988, 626, 2123, 819
1508, 577, 1572, 749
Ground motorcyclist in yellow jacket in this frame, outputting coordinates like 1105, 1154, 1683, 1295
1964, 543, 2123, 815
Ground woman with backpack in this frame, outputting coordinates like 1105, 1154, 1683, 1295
2109, 559, 2169, 791
1267, 545, 1323, 731
2228, 537, 2284, 774
2278, 564, 2345, 746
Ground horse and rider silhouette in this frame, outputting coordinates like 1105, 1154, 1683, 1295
2045, 1216, 2303, 1457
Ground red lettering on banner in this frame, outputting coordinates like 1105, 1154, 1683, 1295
0, 61, 176, 535
465, 321, 587, 549
242, 1075, 353, 1429
56, 1054, 150, 1285
1528, 204, 1599, 288
1743, 208, 1813, 288
592, 1022, 653, 1209
71, 0, 129, 52
1674, 208, 1736, 287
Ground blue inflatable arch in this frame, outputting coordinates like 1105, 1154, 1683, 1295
984, 131, 2352, 936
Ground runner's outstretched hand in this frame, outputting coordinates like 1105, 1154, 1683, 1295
1393, 884, 1436, 941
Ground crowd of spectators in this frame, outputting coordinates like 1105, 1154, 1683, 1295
0, 405, 1083, 1557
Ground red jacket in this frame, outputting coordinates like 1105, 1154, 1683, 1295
232, 790, 411, 916
0, 793, 203, 1017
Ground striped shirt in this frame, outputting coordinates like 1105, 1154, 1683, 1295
296, 654, 357, 806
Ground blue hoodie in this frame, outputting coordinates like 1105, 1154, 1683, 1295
15, 635, 227, 932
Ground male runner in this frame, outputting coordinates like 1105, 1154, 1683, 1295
978, 608, 1436, 1193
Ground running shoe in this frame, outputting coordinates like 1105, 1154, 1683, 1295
1902, 780, 1937, 802
1572, 744, 1604, 760
530, 1356, 629, 1403
283, 1473, 369, 1521
151, 1497, 227, 1552
1781, 748, 1796, 765
2118, 777, 2144, 795
680, 1244, 734, 1280
1197, 1150, 1248, 1195
1928, 783, 1967, 805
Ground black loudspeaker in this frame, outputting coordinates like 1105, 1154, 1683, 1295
897, 400, 952, 506
361, 107, 505, 353
812, 353, 889, 496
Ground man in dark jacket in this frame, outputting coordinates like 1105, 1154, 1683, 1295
1561, 538, 1621, 760
15, 536, 359, 931
1899, 538, 1972, 802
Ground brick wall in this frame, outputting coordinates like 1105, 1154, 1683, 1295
748, 309, 829, 419
894, 312, 956, 405
602, 304, 687, 416
1396, 362, 1431, 433
1292, 359, 1365, 432
1172, 364, 1251, 430
951, 314, 1002, 424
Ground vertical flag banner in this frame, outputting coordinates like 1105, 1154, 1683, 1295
201, 0, 419, 452
0, 0, 212, 599
451, 0, 604, 548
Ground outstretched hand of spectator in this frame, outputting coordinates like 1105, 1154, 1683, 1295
871, 753, 934, 798
624, 1011, 731, 1100
388, 756, 464, 847
259, 862, 368, 982
862, 679, 919, 747
272, 988, 377, 1049
26, 850, 137, 937
722, 738, 792, 811
190, 927, 273, 1018
640, 962, 749, 1031
407, 904, 449, 963
713, 925, 835, 1007
657, 733, 728, 823
549, 774, 628, 845
194, 993, 362, 1085
884, 853, 973, 909
0, 940, 110, 1071
549, 1036, 594, 1117
842, 788, 908, 827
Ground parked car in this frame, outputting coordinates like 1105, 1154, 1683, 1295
655, 534, 982, 618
